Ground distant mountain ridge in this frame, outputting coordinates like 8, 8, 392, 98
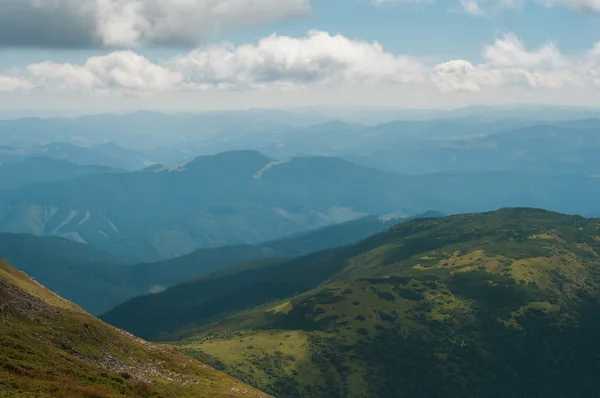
0, 141, 190, 171
0, 151, 416, 261
4, 111, 600, 177
0, 157, 120, 189
1, 150, 600, 262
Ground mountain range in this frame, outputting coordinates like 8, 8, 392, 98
0, 151, 418, 261
1, 149, 600, 262
3, 108, 600, 397
4, 112, 600, 177
0, 141, 189, 171
0, 157, 120, 189
102, 208, 600, 398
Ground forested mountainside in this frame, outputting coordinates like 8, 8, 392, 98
103, 209, 600, 398
0, 213, 442, 314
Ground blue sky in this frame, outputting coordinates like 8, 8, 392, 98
0, 0, 599, 113
243, 0, 600, 59
3, 0, 599, 64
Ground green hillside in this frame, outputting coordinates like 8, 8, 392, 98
133, 213, 442, 289
0, 214, 430, 314
102, 208, 600, 397
0, 259, 269, 397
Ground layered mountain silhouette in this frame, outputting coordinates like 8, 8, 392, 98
0, 157, 120, 189
1, 150, 600, 263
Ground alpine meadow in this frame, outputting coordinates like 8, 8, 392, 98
2, 0, 600, 397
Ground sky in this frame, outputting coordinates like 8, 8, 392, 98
0, 0, 600, 114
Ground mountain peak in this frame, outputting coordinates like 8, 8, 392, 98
207, 149, 273, 162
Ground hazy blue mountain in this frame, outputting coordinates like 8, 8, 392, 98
0, 142, 149, 170
346, 119, 600, 175
4, 110, 600, 178
0, 157, 120, 189
261, 105, 600, 124
1, 150, 599, 261
0, 111, 301, 148
0, 151, 405, 261
29, 142, 167, 170
0, 145, 24, 164
0, 141, 190, 171
92, 141, 190, 169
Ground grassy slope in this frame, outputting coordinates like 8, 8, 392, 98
0, 259, 269, 398
0, 215, 404, 315
104, 208, 600, 397
0, 233, 135, 315
132, 213, 443, 289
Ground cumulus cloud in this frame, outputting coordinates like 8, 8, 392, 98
16, 31, 423, 93
2, 31, 600, 96
0, 76, 34, 92
461, 0, 600, 15
483, 34, 567, 69
0, 0, 310, 48
27, 51, 183, 93
432, 60, 503, 92
459, 0, 486, 15
371, 0, 431, 3
172, 31, 425, 89
432, 34, 579, 92
541, 0, 600, 12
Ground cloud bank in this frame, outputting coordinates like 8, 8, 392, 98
461, 0, 600, 16
0, 0, 310, 48
2, 31, 600, 96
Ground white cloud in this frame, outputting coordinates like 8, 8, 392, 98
432, 60, 503, 92
0, 0, 310, 48
27, 51, 182, 93
432, 34, 580, 92
461, 0, 600, 15
371, 0, 430, 3
2, 31, 600, 97
582, 42, 600, 86
17, 31, 423, 93
541, 0, 600, 12
460, 0, 486, 15
0, 76, 34, 92
483, 34, 567, 69
173, 31, 425, 89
